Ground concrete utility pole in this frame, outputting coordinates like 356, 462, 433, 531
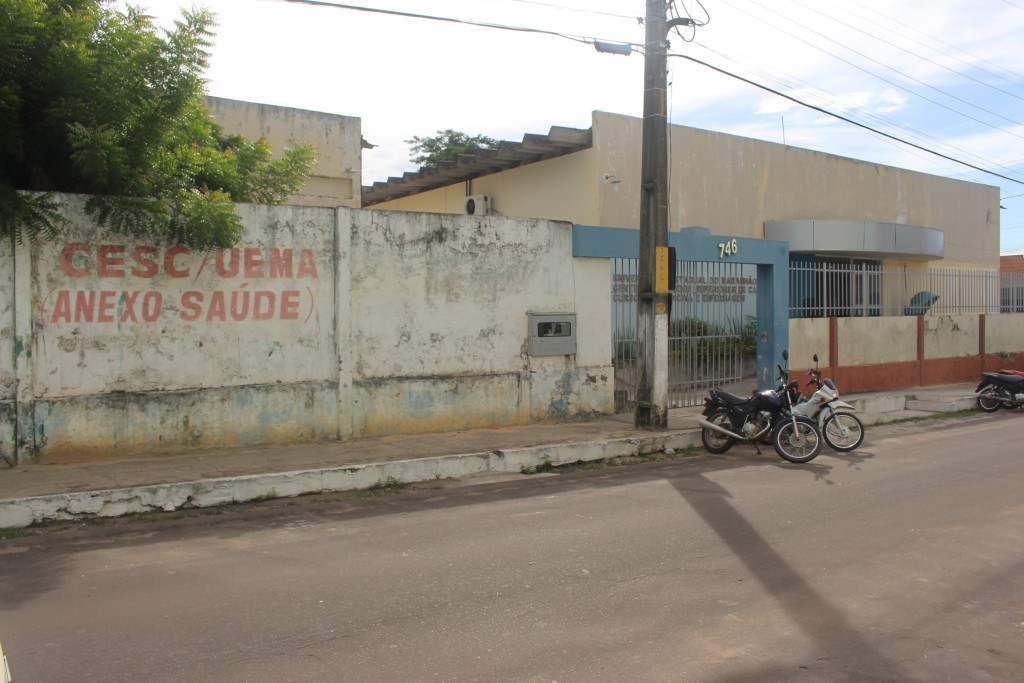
635, 0, 671, 429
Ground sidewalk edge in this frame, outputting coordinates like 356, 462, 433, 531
0, 432, 703, 530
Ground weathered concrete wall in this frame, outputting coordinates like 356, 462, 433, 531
1, 196, 612, 463
923, 314, 979, 359
0, 238, 14, 461
839, 316, 918, 365
790, 313, 1024, 393
986, 313, 1024, 354
23, 197, 341, 460
788, 318, 829, 368
34, 203, 338, 396
207, 97, 362, 209
345, 209, 612, 437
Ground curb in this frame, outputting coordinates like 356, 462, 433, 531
0, 431, 704, 530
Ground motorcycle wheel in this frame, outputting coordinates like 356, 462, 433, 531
701, 410, 734, 454
773, 416, 822, 463
976, 386, 1005, 412
822, 412, 865, 452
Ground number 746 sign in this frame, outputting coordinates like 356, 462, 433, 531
718, 239, 739, 258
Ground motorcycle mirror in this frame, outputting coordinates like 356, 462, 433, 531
782, 349, 788, 361
812, 353, 818, 363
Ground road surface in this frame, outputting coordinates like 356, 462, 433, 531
1, 412, 1022, 682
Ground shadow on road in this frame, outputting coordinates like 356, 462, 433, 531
667, 470, 910, 682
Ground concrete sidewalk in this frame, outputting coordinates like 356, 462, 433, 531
0, 383, 980, 529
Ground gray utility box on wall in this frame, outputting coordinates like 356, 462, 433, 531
527, 313, 577, 356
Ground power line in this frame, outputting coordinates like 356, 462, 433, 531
277, 0, 641, 50
277, 0, 1023, 187
668, 51, 1024, 186
497, 0, 639, 21
692, 42, 1024, 176
849, 2, 1024, 86
716, 0, 1024, 140
777, 0, 1024, 104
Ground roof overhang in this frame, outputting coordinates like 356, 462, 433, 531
765, 220, 944, 261
361, 126, 592, 206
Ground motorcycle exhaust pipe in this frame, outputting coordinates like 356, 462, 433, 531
698, 419, 745, 441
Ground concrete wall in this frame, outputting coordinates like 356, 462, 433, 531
788, 318, 829, 369
986, 314, 1024, 355
345, 209, 612, 437
840, 316, 918, 366
0, 195, 612, 464
207, 97, 362, 209
790, 313, 1024, 392
923, 315, 979, 359
0, 240, 14, 462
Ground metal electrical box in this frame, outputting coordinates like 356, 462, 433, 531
528, 313, 577, 356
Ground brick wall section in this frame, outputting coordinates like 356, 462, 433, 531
1001, 254, 1024, 274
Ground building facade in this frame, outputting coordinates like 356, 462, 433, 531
207, 97, 365, 209
364, 110, 1000, 274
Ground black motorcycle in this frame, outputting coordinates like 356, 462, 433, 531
975, 371, 1024, 412
698, 350, 823, 463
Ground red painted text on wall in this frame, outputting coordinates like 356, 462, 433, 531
59, 244, 320, 280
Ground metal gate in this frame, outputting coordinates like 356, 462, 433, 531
612, 257, 758, 408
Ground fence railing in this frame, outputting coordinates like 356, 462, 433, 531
789, 262, 1024, 317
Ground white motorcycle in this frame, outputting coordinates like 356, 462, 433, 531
791, 355, 865, 452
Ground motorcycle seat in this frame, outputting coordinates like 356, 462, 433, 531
709, 388, 752, 405
984, 372, 1024, 384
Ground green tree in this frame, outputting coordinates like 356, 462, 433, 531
0, 0, 316, 249
406, 129, 499, 167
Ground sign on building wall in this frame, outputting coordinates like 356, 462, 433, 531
45, 243, 320, 325
32, 205, 337, 397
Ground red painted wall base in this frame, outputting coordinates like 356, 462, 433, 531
789, 318, 1024, 393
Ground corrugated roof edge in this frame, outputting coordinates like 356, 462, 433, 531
360, 125, 592, 206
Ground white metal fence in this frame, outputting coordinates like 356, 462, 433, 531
789, 262, 1024, 317
612, 258, 757, 409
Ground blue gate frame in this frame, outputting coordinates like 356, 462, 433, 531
573, 225, 790, 391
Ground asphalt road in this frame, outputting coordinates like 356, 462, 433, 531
1, 412, 1022, 682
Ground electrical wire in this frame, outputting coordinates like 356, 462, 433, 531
777, 0, 1024, 103
848, 2, 1024, 86
497, 0, 639, 21
715, 0, 1024, 139
668, 0, 709, 42
276, 0, 1022, 188
668, 51, 1024, 186
277, 0, 642, 50
692, 41, 1024, 175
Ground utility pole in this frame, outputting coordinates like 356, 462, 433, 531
635, 0, 670, 429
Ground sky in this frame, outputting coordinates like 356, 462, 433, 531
121, 0, 1024, 253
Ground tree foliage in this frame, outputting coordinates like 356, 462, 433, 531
0, 0, 317, 248
406, 129, 499, 167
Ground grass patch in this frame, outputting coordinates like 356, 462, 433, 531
364, 476, 407, 495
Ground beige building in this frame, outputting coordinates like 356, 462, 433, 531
207, 96, 366, 209
363, 110, 1000, 272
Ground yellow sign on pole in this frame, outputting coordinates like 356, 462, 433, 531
655, 246, 670, 293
